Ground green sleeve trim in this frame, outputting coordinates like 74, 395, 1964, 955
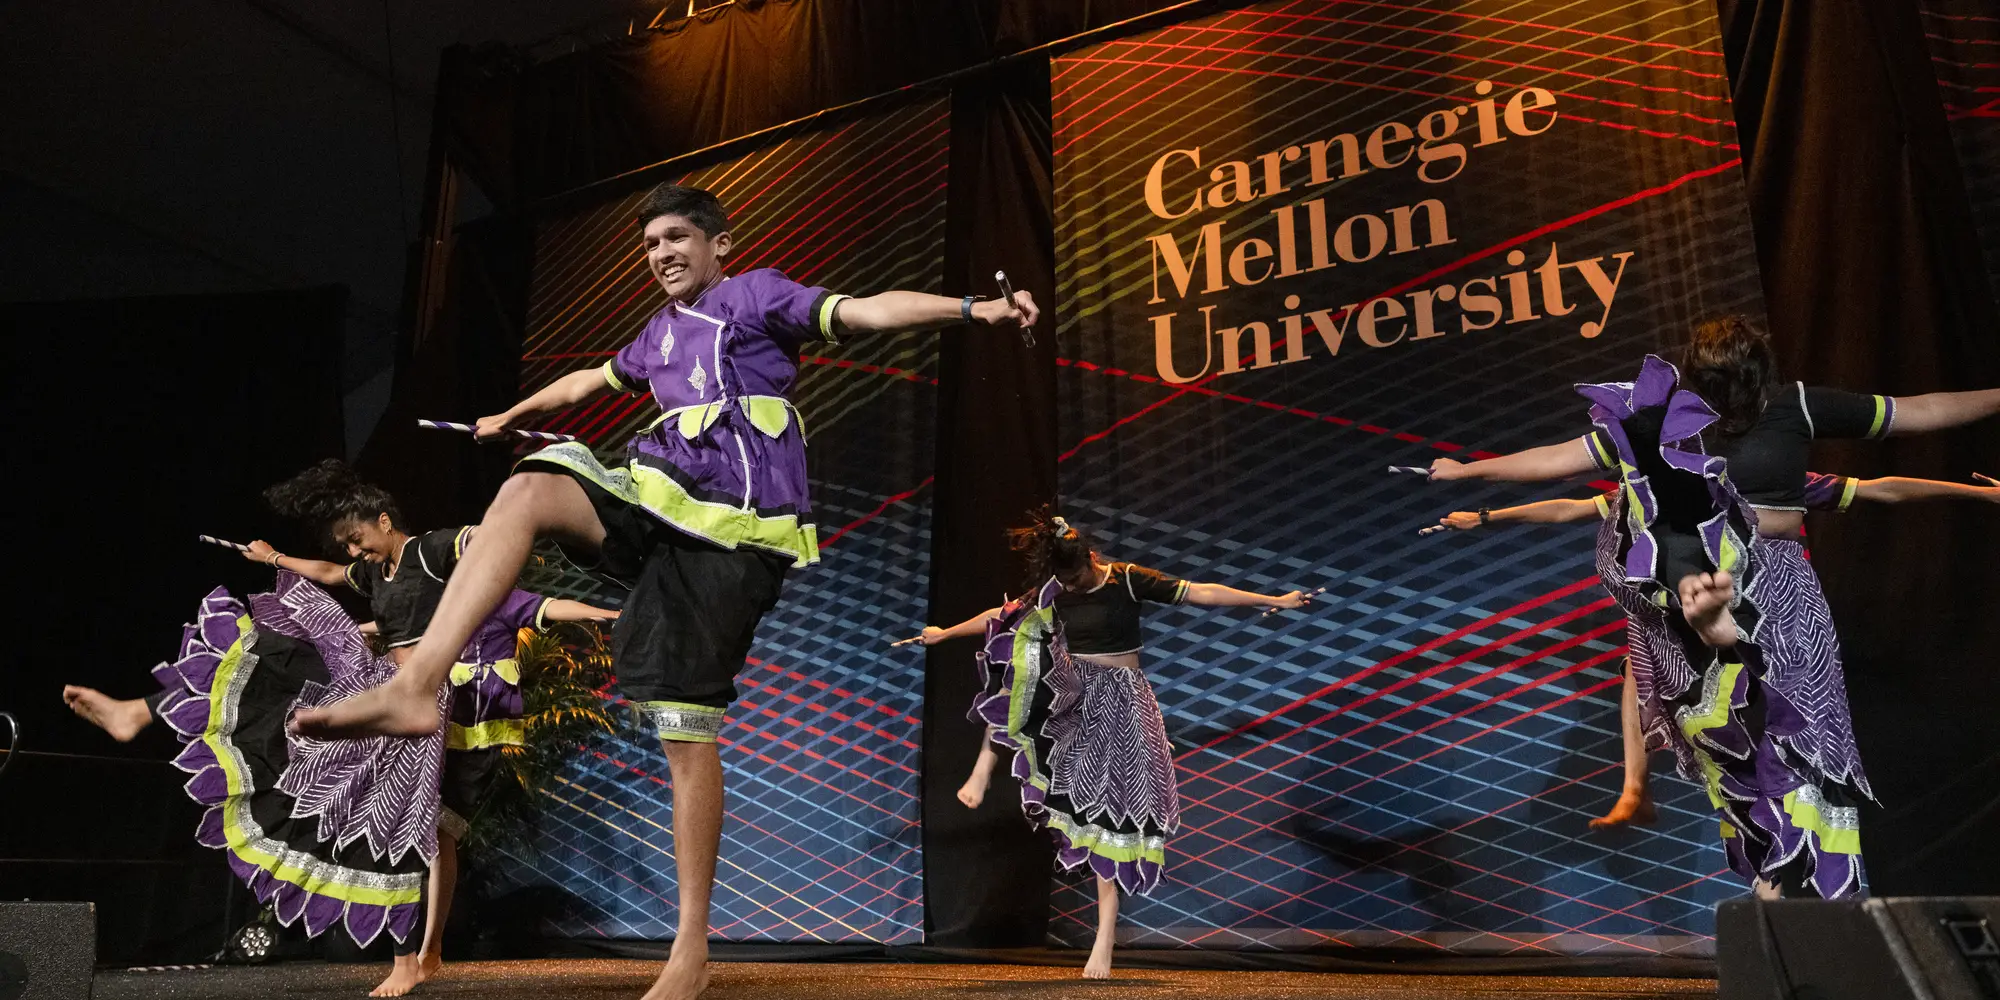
815, 293, 851, 346
1839, 477, 1859, 511
1593, 494, 1612, 520
602, 359, 633, 393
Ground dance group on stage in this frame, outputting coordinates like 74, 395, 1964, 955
60, 182, 2000, 995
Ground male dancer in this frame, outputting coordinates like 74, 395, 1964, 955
296, 183, 1036, 999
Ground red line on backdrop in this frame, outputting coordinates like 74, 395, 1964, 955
1171, 634, 1626, 866
1120, 29, 1733, 132
731, 694, 918, 792
1179, 575, 1601, 756
1324, 0, 1726, 58
1063, 55, 1737, 151
1253, 7, 1731, 87
1507, 871, 1729, 953
819, 476, 935, 548
1334, 669, 1626, 806
733, 675, 921, 759
1055, 5, 1306, 156
730, 121, 948, 277
744, 656, 923, 728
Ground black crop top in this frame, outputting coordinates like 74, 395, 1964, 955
1054, 563, 1190, 656
343, 526, 472, 647
1589, 383, 1894, 509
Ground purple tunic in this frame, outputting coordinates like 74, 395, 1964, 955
523, 268, 845, 567
445, 589, 551, 751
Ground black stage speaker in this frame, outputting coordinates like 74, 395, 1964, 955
1719, 897, 2000, 1000
0, 902, 94, 1000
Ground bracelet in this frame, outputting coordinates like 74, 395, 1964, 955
266, 551, 284, 566
961, 295, 976, 322
1477, 507, 1491, 526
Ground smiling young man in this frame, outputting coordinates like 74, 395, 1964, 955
294, 183, 1036, 1000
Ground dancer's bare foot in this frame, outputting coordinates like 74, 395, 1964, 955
1588, 789, 1659, 830
639, 940, 710, 1000
1082, 940, 1114, 979
369, 953, 439, 997
1678, 571, 1739, 649
956, 771, 990, 809
62, 686, 152, 742
291, 680, 441, 739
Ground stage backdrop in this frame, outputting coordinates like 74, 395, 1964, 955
1921, 0, 2000, 304
491, 97, 950, 944
1051, 1, 1761, 955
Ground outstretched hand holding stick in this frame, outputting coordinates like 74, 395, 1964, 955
1260, 586, 1327, 618
995, 271, 1035, 348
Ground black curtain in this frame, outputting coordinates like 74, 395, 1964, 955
1721, 0, 2000, 894
0, 287, 348, 963
924, 56, 1060, 945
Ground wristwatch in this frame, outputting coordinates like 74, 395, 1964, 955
1477, 507, 1491, 525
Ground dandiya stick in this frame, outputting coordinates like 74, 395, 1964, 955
418, 419, 577, 443
1261, 586, 1328, 618
1386, 465, 1433, 477
994, 271, 1035, 348
197, 534, 252, 553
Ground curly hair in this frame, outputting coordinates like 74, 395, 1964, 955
1004, 506, 1097, 590
262, 459, 402, 534
1682, 314, 1779, 437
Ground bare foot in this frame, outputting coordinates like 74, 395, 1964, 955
1588, 789, 1659, 830
62, 686, 152, 742
369, 953, 438, 997
1082, 942, 1113, 979
956, 772, 990, 809
1678, 571, 1739, 649
640, 942, 710, 1000
291, 681, 440, 739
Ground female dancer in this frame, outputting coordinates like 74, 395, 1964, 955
253, 460, 615, 995
915, 512, 1308, 978
1428, 472, 2000, 831
1421, 315, 2000, 897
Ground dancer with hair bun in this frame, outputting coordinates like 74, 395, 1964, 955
912, 511, 1309, 979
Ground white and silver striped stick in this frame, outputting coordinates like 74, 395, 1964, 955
418, 419, 577, 443
197, 534, 252, 553
1417, 523, 1451, 536
1387, 465, 1433, 477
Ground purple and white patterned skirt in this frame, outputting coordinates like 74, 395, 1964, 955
1583, 357, 1865, 898
969, 582, 1179, 895
153, 572, 446, 946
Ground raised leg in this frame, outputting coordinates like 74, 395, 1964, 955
62, 687, 153, 742
956, 739, 1000, 809
640, 739, 721, 1000
1083, 876, 1119, 979
295, 472, 606, 738
1590, 659, 1657, 830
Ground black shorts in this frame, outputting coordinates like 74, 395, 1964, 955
530, 463, 791, 743
439, 746, 506, 841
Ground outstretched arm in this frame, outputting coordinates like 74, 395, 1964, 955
918, 606, 1005, 645
1429, 437, 1598, 483
1853, 473, 2000, 504
836, 290, 1039, 336
1185, 583, 1310, 610
243, 539, 348, 587
1433, 497, 1603, 531
473, 368, 614, 440
1890, 390, 2000, 436
541, 599, 621, 623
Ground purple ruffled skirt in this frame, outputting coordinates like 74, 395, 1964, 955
153, 572, 447, 945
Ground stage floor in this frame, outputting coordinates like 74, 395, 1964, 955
96, 959, 1719, 999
